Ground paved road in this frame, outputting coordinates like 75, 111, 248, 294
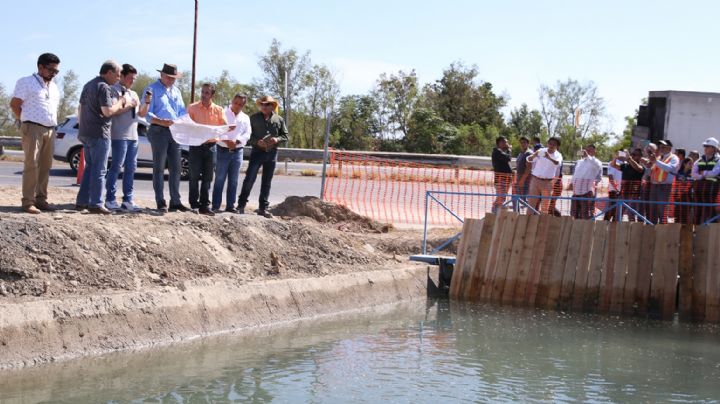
0, 160, 322, 209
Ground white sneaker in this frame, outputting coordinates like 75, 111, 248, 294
105, 200, 121, 210
121, 201, 142, 212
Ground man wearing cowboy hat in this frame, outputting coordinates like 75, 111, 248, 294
691, 137, 720, 224
236, 95, 288, 217
139, 63, 190, 213
647, 139, 680, 224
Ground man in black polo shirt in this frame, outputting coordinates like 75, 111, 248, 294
237, 96, 289, 218
492, 136, 513, 213
610, 148, 645, 221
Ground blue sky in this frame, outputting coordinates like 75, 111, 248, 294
4, 0, 720, 136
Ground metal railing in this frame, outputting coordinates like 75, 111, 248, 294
421, 190, 720, 256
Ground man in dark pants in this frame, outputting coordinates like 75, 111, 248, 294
237, 96, 289, 218
187, 83, 226, 216
491, 136, 512, 213
140, 63, 189, 213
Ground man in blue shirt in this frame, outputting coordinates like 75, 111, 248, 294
140, 63, 189, 212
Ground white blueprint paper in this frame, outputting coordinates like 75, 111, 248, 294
169, 114, 233, 146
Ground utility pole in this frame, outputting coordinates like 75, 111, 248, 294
190, 0, 198, 103
283, 69, 290, 128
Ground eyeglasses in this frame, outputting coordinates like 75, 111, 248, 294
43, 65, 60, 75
260, 103, 273, 107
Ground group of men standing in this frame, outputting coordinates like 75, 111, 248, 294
10, 54, 288, 217
491, 133, 720, 224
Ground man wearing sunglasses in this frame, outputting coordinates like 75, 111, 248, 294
237, 96, 289, 218
10, 53, 61, 214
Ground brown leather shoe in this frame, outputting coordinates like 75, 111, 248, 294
88, 206, 112, 215
23, 205, 41, 214
35, 202, 56, 212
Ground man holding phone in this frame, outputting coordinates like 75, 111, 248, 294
237, 96, 288, 218
526, 137, 563, 214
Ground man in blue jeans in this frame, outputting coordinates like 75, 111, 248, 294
237, 96, 288, 217
105, 64, 145, 212
213, 93, 251, 213
76, 61, 125, 214
140, 63, 190, 213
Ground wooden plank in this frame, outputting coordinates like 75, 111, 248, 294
542, 216, 574, 310
569, 220, 595, 312
621, 222, 645, 315
598, 222, 618, 313
609, 222, 631, 314
581, 221, 609, 312
524, 214, 552, 306
704, 224, 720, 323
557, 219, 585, 311
677, 224, 695, 322
478, 210, 509, 301
490, 213, 520, 303
501, 214, 530, 305
463, 214, 496, 301
634, 225, 656, 317
533, 215, 564, 308
661, 224, 681, 320
511, 214, 540, 305
690, 225, 711, 322
449, 218, 484, 300
649, 224, 681, 320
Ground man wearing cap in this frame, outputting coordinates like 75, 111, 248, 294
140, 63, 190, 213
526, 137, 563, 214
186, 83, 226, 216
691, 137, 720, 224
75, 60, 126, 214
212, 93, 251, 213
237, 95, 289, 218
569, 144, 603, 219
647, 139, 680, 224
10, 53, 61, 214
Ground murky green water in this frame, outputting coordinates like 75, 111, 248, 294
2, 300, 720, 403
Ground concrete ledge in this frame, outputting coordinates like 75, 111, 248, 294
0, 265, 427, 369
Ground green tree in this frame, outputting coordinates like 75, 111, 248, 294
0, 83, 19, 137
372, 70, 419, 140
331, 95, 379, 150
538, 78, 606, 157
201, 70, 258, 109
508, 103, 544, 139
445, 124, 500, 156
256, 38, 311, 127
404, 108, 457, 154
423, 61, 506, 129
296, 64, 338, 149
57, 69, 79, 121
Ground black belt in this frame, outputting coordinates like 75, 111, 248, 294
22, 121, 54, 129
150, 123, 170, 128
532, 175, 553, 181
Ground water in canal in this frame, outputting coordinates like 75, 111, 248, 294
2, 299, 720, 403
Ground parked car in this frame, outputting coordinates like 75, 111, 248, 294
54, 116, 190, 180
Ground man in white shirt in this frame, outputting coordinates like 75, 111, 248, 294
570, 144, 603, 219
10, 53, 61, 214
212, 93, 251, 213
526, 137, 563, 214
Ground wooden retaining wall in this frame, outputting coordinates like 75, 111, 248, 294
449, 211, 720, 321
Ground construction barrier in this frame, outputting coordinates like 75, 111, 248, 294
322, 151, 720, 226
449, 212, 720, 322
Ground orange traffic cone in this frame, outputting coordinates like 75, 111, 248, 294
76, 148, 85, 185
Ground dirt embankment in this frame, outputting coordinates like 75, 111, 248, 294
0, 187, 456, 369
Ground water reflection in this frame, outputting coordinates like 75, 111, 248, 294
2, 299, 720, 403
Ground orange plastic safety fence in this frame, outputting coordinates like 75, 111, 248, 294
322, 151, 720, 226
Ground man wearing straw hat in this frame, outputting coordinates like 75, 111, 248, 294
236, 95, 288, 218
140, 63, 190, 213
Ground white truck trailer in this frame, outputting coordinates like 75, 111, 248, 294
633, 90, 720, 151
